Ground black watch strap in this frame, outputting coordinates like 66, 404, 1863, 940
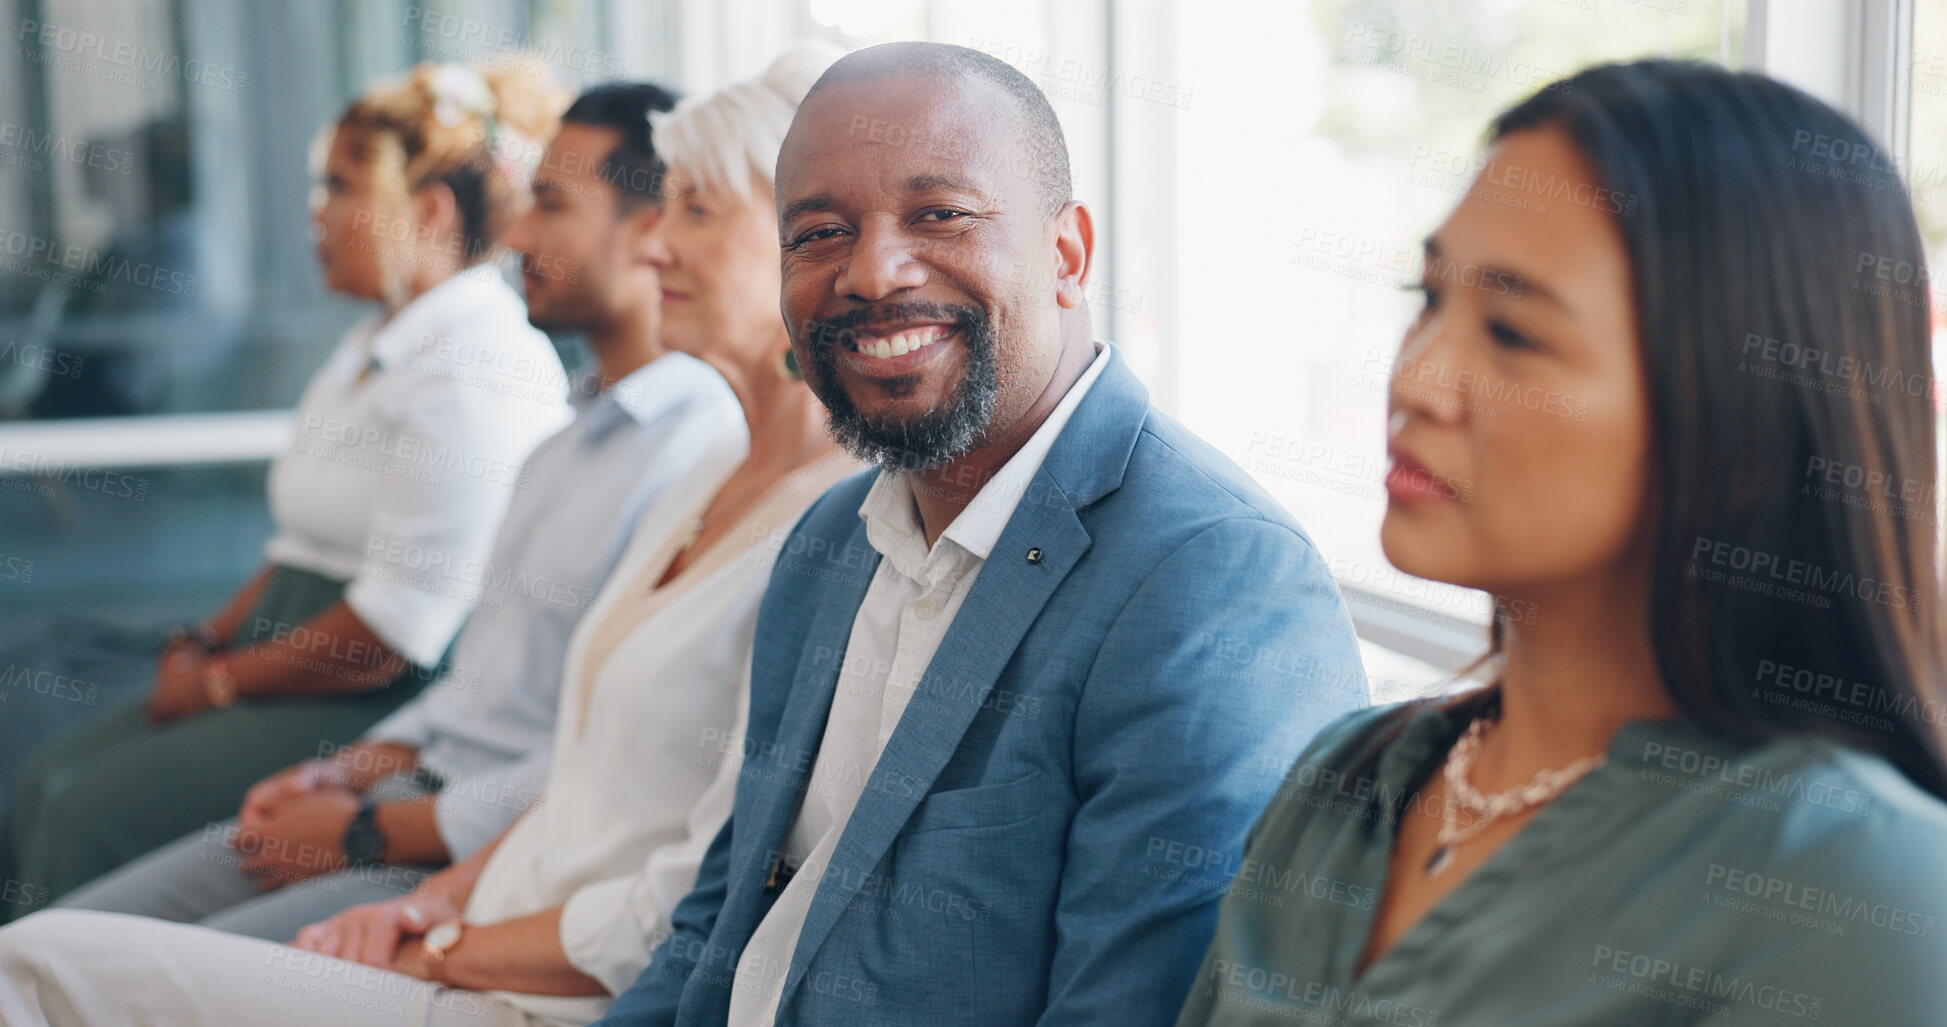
342, 801, 387, 867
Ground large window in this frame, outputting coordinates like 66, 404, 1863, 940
1177, 1, 1744, 661
0, 0, 1925, 681
803, 0, 1743, 675
1911, 0, 1947, 440
0, 0, 673, 422
0, 0, 671, 619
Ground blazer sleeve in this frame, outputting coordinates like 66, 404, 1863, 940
590, 806, 738, 1026
1039, 516, 1368, 1025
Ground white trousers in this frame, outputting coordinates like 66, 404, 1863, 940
0, 910, 549, 1026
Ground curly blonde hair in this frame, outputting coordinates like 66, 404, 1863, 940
335, 60, 568, 265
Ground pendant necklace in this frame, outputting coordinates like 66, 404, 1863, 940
1424, 715, 1604, 877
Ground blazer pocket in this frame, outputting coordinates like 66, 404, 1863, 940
903, 770, 1046, 835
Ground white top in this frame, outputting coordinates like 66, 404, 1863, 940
728, 342, 1112, 1026
264, 265, 572, 666
361, 353, 746, 858
461, 442, 863, 1027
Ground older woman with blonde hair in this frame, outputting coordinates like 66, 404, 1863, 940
0, 60, 572, 921
0, 43, 856, 1027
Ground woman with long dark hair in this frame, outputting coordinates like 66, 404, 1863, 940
1179, 59, 1947, 1025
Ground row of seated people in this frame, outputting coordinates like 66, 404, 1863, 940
0, 38, 1942, 1027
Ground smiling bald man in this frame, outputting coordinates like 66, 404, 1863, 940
596, 41, 1367, 1027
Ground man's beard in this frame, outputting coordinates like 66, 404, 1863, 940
802, 301, 999, 473
518, 253, 600, 334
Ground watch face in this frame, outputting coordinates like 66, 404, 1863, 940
342, 807, 386, 866
425, 922, 462, 950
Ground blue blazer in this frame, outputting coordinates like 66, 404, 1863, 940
598, 349, 1368, 1026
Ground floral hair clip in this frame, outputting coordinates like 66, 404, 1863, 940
489, 125, 545, 185
426, 63, 542, 183
428, 63, 496, 127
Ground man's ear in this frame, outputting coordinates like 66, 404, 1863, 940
1052, 201, 1095, 310
622, 202, 666, 267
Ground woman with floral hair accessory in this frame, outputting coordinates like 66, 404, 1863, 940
0, 60, 574, 922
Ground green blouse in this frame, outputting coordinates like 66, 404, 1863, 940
1176, 701, 1947, 1026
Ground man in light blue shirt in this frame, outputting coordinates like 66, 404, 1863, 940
52, 83, 748, 941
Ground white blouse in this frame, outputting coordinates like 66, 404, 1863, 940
460, 443, 862, 1027
263, 265, 571, 667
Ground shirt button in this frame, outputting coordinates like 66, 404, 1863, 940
915, 600, 938, 620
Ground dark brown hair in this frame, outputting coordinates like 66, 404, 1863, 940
1353, 59, 1947, 800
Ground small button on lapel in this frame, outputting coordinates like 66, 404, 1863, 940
1026, 547, 1044, 564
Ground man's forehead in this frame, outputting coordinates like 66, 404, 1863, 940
542, 124, 619, 180
783, 74, 1021, 188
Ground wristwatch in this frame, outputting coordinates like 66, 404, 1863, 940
341, 801, 387, 867
421, 919, 465, 981
201, 658, 239, 708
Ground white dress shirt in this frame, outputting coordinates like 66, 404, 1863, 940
360, 352, 745, 858
264, 265, 572, 666
727, 342, 1111, 1026
460, 446, 863, 1027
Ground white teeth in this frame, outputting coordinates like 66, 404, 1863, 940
856, 327, 948, 358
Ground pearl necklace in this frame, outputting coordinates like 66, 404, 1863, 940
1424, 715, 1605, 877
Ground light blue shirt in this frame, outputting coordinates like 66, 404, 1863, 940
363, 351, 746, 858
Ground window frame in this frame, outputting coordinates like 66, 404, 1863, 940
0, 0, 1917, 676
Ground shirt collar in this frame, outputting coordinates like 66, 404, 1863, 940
858, 341, 1113, 578
573, 350, 724, 428
613, 351, 722, 422
364, 265, 515, 370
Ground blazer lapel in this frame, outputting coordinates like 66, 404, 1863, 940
778, 346, 1153, 1006
731, 511, 884, 904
